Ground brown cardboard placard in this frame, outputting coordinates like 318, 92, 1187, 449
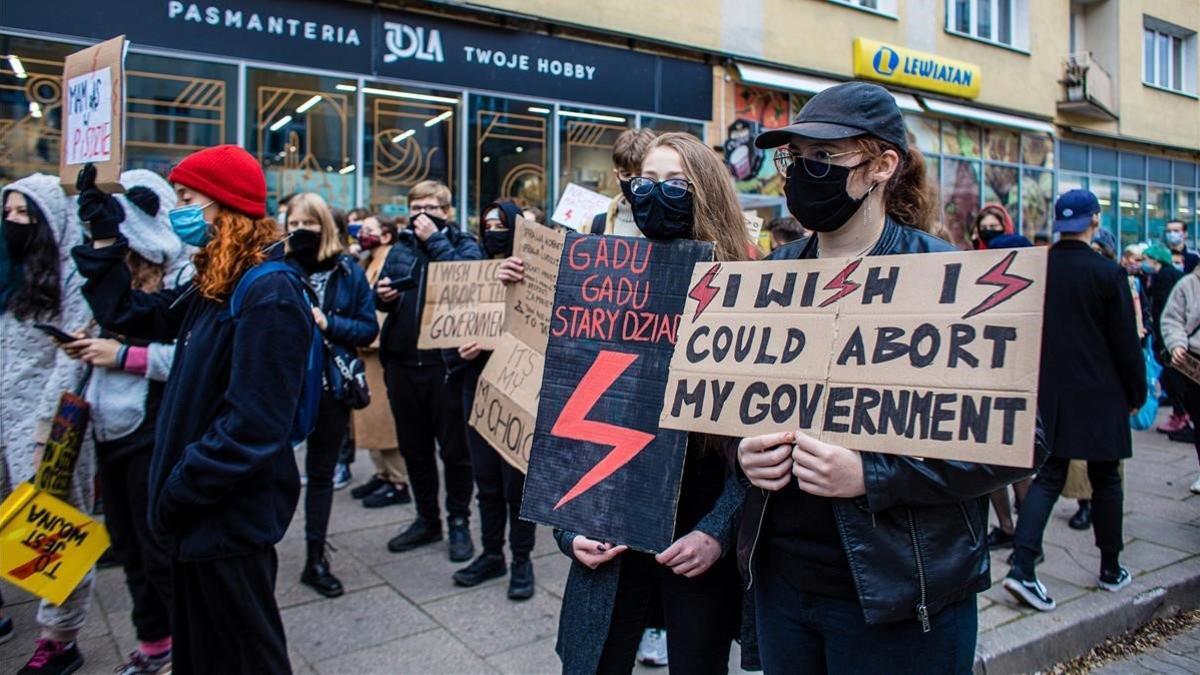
417, 259, 505, 350
1174, 352, 1200, 386
660, 247, 1048, 468
60, 35, 127, 194
504, 218, 567, 353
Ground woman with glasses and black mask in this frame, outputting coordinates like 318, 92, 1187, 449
738, 82, 1045, 674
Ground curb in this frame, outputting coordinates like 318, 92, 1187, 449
974, 556, 1200, 674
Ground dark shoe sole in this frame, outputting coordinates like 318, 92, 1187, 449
452, 567, 507, 588
301, 578, 346, 598
387, 533, 443, 553
1068, 519, 1092, 531
449, 547, 475, 563
508, 585, 535, 601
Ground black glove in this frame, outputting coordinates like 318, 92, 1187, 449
75, 163, 124, 240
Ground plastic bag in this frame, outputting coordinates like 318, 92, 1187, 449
1130, 338, 1162, 431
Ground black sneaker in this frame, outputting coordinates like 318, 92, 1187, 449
1005, 550, 1044, 566
1068, 502, 1092, 530
0, 615, 13, 645
387, 519, 443, 553
448, 517, 475, 563
18, 638, 83, 675
1003, 571, 1056, 611
452, 552, 507, 587
363, 483, 412, 508
1168, 427, 1196, 444
508, 558, 535, 601
332, 462, 352, 490
1098, 567, 1132, 592
986, 526, 1015, 549
350, 475, 388, 500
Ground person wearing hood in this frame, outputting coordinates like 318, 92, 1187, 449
968, 202, 1015, 250
283, 192, 377, 598
71, 145, 314, 675
58, 169, 191, 675
375, 180, 483, 561
1143, 243, 1191, 442
450, 200, 539, 601
590, 128, 657, 237
0, 173, 96, 675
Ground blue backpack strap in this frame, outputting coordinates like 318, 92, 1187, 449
228, 260, 301, 317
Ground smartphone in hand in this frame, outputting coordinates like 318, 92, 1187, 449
33, 324, 80, 343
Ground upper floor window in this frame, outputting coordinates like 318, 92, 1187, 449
946, 0, 1028, 50
829, 0, 897, 16
1143, 16, 1198, 96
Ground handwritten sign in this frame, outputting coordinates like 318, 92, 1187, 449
36, 391, 90, 500
551, 183, 612, 232
505, 218, 567, 352
0, 483, 110, 606
1175, 352, 1200, 386
520, 233, 714, 552
417, 259, 505, 350
660, 248, 1048, 468
60, 35, 127, 193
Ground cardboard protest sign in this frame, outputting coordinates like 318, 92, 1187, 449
469, 219, 566, 471
743, 211, 764, 247
1174, 352, 1200, 386
417, 259, 505, 350
551, 183, 612, 232
520, 232, 714, 552
660, 248, 1048, 468
36, 390, 91, 500
60, 36, 128, 194
0, 483, 110, 606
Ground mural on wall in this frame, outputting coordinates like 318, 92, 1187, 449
730, 85, 790, 195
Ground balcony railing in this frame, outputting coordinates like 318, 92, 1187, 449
1059, 52, 1118, 120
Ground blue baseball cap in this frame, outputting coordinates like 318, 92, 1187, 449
1054, 189, 1101, 233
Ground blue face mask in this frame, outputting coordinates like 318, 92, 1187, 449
169, 202, 213, 247
1142, 261, 1157, 275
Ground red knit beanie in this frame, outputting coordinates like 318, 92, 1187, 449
168, 145, 266, 219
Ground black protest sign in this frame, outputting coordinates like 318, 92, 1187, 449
520, 233, 714, 552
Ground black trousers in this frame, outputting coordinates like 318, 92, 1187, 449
305, 390, 351, 542
1177, 374, 1200, 464
596, 552, 740, 675
462, 365, 535, 558
96, 438, 173, 642
383, 358, 473, 524
1012, 456, 1123, 574
172, 548, 290, 675
1162, 365, 1188, 417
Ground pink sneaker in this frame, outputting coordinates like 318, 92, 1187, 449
1158, 414, 1188, 434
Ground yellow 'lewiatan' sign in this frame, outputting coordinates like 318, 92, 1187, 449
853, 38, 981, 99
0, 483, 109, 605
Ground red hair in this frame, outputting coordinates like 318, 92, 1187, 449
191, 209, 281, 300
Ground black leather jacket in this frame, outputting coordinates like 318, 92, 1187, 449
737, 218, 1048, 628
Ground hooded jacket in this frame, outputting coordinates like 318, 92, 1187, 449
0, 174, 94, 509
969, 203, 1015, 250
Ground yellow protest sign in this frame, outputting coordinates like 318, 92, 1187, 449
0, 483, 110, 605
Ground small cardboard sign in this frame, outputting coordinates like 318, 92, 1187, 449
417, 259, 506, 350
36, 391, 90, 500
743, 211, 763, 247
504, 218, 567, 353
1174, 352, 1200, 386
0, 483, 110, 606
520, 233, 714, 552
60, 35, 127, 193
551, 183, 612, 232
660, 248, 1048, 468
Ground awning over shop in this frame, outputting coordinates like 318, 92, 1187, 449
734, 62, 922, 113
920, 98, 1055, 135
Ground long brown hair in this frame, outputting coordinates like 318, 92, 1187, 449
646, 133, 750, 263
127, 251, 166, 293
852, 137, 935, 232
191, 208, 279, 300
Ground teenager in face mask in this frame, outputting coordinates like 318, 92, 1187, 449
970, 203, 1015, 250
1164, 219, 1199, 273
590, 128, 658, 237
740, 82, 1045, 673
284, 193, 378, 598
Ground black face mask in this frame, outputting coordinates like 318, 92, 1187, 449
619, 178, 635, 206
631, 184, 694, 240
412, 213, 447, 231
287, 229, 322, 271
2, 219, 35, 260
482, 229, 513, 258
784, 162, 870, 234
979, 228, 1003, 244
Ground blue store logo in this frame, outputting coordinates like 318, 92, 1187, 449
873, 46, 899, 76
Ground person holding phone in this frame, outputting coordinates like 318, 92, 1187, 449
0, 173, 96, 675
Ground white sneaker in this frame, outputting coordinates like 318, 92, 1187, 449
1190, 475, 1200, 494
636, 628, 668, 667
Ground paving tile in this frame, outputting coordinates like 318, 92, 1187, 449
1119, 539, 1193, 574
281, 586, 435, 663
534, 550, 572, 600
424, 583, 560, 657
977, 603, 1022, 632
275, 541, 386, 609
330, 523, 419, 568
1123, 513, 1200, 554
313, 627, 494, 674
373, 547, 492, 605
488, 635, 559, 675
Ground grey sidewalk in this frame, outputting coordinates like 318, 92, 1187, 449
1, 417, 1198, 674
1092, 621, 1200, 674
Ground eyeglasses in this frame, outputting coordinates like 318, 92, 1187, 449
773, 148, 862, 179
410, 204, 447, 214
628, 176, 693, 199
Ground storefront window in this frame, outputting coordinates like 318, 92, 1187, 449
1091, 179, 1121, 246
1119, 182, 1145, 245
468, 94, 550, 224
905, 115, 940, 154
1177, 191, 1198, 244
558, 108, 631, 198
983, 165, 1019, 218
0, 36, 74, 182
984, 128, 1019, 163
728, 85, 791, 196
246, 69, 356, 214
1021, 169, 1054, 238
1147, 185, 1172, 243
1021, 133, 1054, 169
359, 82, 459, 218
941, 159, 981, 246
941, 121, 982, 159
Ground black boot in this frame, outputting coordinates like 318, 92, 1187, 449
1069, 500, 1092, 530
508, 558, 535, 601
387, 518, 443, 553
448, 517, 475, 563
452, 552, 506, 587
301, 540, 344, 598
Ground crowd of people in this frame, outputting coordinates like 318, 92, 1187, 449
0, 81, 1193, 675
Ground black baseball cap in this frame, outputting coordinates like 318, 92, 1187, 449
754, 81, 909, 153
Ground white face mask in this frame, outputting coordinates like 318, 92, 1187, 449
1167, 231, 1185, 247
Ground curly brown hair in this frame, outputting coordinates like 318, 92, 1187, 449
851, 137, 935, 231
191, 208, 280, 300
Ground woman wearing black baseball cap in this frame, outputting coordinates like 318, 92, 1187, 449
736, 82, 1045, 673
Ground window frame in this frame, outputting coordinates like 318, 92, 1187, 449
1143, 16, 1199, 97
945, 0, 1027, 51
827, 0, 898, 19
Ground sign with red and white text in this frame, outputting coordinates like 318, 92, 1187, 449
551, 183, 611, 232
59, 35, 127, 193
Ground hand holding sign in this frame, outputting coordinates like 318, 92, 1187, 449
737, 431, 795, 491
498, 256, 525, 284
790, 431, 866, 499
571, 535, 627, 569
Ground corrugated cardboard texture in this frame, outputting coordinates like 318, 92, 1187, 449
417, 259, 504, 350
60, 35, 126, 194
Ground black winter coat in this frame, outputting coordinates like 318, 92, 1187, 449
316, 254, 378, 351
73, 239, 312, 560
740, 219, 1047, 628
1039, 240, 1145, 460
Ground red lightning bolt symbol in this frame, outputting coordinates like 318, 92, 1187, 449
6, 527, 78, 580
551, 351, 655, 510
687, 263, 722, 321
962, 251, 1033, 319
819, 259, 864, 307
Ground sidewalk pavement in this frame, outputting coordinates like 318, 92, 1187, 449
1, 413, 1197, 674
1092, 621, 1200, 674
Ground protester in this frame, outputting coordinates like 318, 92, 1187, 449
590, 128, 657, 236
1165, 219, 1199, 273
376, 180, 482, 561
452, 199, 539, 601
0, 173, 96, 675
285, 193, 377, 597
1159, 258, 1200, 494
521, 205, 545, 225
968, 203, 1015, 250
762, 215, 804, 251
1122, 243, 1153, 340
1143, 243, 1192, 442
72, 145, 313, 674
349, 214, 412, 508
1005, 189, 1144, 612
743, 82, 1044, 672
60, 169, 190, 675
